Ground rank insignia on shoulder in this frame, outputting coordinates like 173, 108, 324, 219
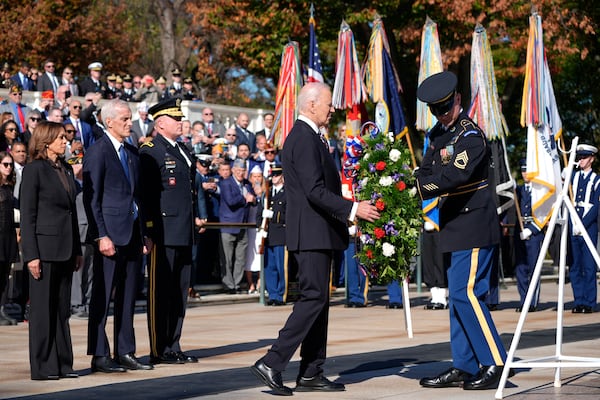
454, 150, 469, 169
140, 141, 154, 148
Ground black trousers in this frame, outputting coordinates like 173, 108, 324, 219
147, 244, 191, 357
28, 260, 74, 379
87, 232, 141, 357
264, 250, 331, 378
422, 230, 446, 288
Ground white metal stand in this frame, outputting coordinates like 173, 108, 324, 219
402, 277, 413, 338
495, 136, 600, 399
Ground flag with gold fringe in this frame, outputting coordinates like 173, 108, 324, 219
520, 12, 562, 229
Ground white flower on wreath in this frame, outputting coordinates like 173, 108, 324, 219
389, 149, 401, 162
409, 187, 417, 197
388, 131, 395, 142
360, 177, 369, 187
382, 242, 396, 257
379, 176, 393, 187
363, 152, 370, 161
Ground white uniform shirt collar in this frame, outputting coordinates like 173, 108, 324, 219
298, 115, 319, 134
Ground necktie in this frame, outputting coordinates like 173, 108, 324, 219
119, 145, 130, 182
16, 105, 25, 132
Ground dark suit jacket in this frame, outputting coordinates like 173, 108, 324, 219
11, 73, 34, 91
281, 119, 352, 252
218, 176, 254, 234
36, 72, 57, 92
235, 126, 256, 153
20, 159, 81, 263
79, 77, 106, 97
130, 119, 154, 144
64, 118, 95, 150
83, 134, 143, 246
139, 134, 196, 247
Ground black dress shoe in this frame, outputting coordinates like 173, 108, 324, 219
175, 351, 198, 363
463, 365, 504, 390
516, 305, 537, 312
386, 302, 403, 309
419, 367, 470, 388
295, 374, 345, 392
345, 302, 366, 308
250, 359, 293, 396
150, 351, 184, 364
572, 305, 585, 313
91, 356, 127, 373
266, 299, 275, 306
425, 302, 447, 310
271, 300, 286, 306
583, 306, 594, 313
32, 375, 60, 380
118, 353, 153, 370
60, 372, 79, 378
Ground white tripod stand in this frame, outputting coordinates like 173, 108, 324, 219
495, 136, 600, 399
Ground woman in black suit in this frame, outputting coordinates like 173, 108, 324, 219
20, 121, 82, 380
0, 151, 18, 326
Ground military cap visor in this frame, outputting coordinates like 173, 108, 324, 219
270, 166, 283, 176
417, 71, 458, 116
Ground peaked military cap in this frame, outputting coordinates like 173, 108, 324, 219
122, 73, 133, 82
88, 62, 103, 71
156, 76, 167, 84
183, 77, 193, 84
107, 74, 117, 81
270, 163, 283, 176
417, 71, 458, 116
148, 97, 184, 120
171, 68, 182, 76
576, 144, 598, 157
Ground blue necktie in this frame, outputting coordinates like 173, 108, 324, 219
120, 145, 138, 220
119, 145, 130, 182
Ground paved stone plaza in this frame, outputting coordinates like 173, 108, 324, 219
1, 278, 599, 399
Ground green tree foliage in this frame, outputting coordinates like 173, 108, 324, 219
0, 0, 141, 74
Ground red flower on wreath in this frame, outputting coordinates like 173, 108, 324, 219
373, 227, 385, 239
375, 161, 386, 171
366, 249, 374, 259
396, 181, 406, 191
375, 198, 385, 211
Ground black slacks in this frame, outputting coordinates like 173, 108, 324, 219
264, 249, 332, 378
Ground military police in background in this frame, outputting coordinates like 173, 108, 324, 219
514, 159, 544, 312
140, 97, 201, 364
569, 144, 600, 314
416, 71, 507, 391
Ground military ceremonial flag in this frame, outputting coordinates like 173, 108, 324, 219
416, 17, 443, 231
520, 12, 562, 229
363, 16, 415, 167
271, 41, 303, 148
469, 24, 515, 215
307, 3, 324, 83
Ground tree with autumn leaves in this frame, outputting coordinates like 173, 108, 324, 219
0, 1, 596, 150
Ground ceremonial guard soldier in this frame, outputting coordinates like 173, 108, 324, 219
416, 71, 507, 391
261, 164, 287, 306
569, 144, 600, 314
514, 160, 544, 312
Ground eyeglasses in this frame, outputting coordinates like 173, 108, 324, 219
133, 81, 141, 84
64, 72, 73, 75
29, 117, 41, 122
11, 92, 22, 96
45, 64, 55, 68
1, 162, 13, 168
6, 128, 17, 132
71, 105, 82, 109
265, 150, 276, 154
65, 129, 76, 134
85, 99, 93, 102
204, 113, 213, 116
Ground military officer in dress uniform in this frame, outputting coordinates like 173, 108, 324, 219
416, 71, 507, 391
569, 144, 600, 314
261, 164, 287, 306
168, 68, 183, 97
139, 97, 201, 364
120, 74, 136, 102
514, 159, 544, 312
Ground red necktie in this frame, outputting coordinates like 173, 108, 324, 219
16, 105, 25, 132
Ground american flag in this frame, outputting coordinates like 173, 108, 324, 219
307, 4, 324, 83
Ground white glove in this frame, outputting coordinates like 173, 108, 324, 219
348, 225, 357, 236
572, 224, 582, 236
424, 221, 435, 232
262, 209, 274, 219
255, 229, 267, 248
519, 228, 532, 241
